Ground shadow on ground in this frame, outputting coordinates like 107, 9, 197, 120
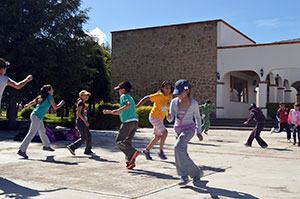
128, 169, 179, 180
182, 180, 258, 199
0, 177, 65, 199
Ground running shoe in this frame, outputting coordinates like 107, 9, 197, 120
142, 149, 153, 160
67, 145, 75, 156
178, 176, 189, 185
43, 146, 55, 151
128, 150, 140, 165
84, 150, 96, 155
158, 150, 167, 160
17, 150, 28, 159
126, 162, 136, 170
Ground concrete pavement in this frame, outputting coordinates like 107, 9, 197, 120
0, 127, 300, 199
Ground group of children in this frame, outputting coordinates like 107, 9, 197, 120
4, 56, 299, 186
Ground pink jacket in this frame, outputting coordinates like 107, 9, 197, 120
288, 109, 300, 126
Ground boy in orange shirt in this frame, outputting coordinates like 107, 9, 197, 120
136, 81, 173, 160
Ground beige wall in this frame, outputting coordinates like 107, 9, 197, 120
111, 21, 218, 105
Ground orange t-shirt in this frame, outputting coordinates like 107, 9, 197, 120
149, 92, 172, 121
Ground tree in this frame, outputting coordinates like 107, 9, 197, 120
0, 0, 95, 129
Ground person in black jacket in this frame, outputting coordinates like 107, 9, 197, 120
244, 104, 268, 148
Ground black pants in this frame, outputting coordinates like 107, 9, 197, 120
292, 125, 300, 144
246, 123, 268, 147
69, 119, 92, 152
116, 121, 138, 164
279, 123, 291, 140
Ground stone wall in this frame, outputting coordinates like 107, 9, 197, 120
111, 21, 218, 105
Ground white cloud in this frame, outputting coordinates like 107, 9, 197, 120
86, 27, 108, 45
254, 18, 280, 29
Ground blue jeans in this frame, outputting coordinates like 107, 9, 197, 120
174, 130, 202, 178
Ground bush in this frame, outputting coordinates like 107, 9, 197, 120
136, 106, 152, 127
89, 101, 121, 130
267, 102, 294, 119
19, 107, 34, 119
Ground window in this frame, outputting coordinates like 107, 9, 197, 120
230, 76, 248, 103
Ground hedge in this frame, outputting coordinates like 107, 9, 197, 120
267, 102, 294, 119
19, 107, 34, 119
136, 106, 152, 127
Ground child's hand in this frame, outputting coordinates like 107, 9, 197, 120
197, 134, 203, 141
85, 121, 90, 127
60, 100, 65, 105
103, 109, 111, 115
24, 104, 29, 109
244, 121, 248, 125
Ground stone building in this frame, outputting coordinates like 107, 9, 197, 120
111, 19, 300, 119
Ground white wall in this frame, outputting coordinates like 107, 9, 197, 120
217, 21, 255, 47
222, 71, 259, 119
218, 43, 300, 81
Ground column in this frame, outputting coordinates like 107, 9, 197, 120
268, 84, 277, 103
258, 82, 267, 117
216, 82, 224, 118
284, 89, 292, 102
277, 87, 285, 102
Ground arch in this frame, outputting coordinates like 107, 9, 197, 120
266, 72, 275, 85
283, 79, 290, 90
276, 75, 283, 87
220, 70, 260, 82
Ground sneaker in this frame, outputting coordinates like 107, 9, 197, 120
84, 150, 95, 155
158, 150, 167, 160
17, 150, 28, 159
287, 139, 292, 143
128, 150, 140, 165
244, 143, 251, 147
43, 146, 55, 151
126, 162, 136, 170
261, 145, 268, 148
270, 127, 275, 134
178, 176, 189, 185
142, 149, 153, 160
67, 145, 75, 156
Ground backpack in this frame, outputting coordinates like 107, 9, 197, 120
46, 127, 57, 142
66, 129, 79, 141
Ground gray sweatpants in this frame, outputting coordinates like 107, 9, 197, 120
19, 113, 50, 152
174, 130, 202, 178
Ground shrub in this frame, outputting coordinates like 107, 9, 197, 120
89, 101, 121, 130
267, 102, 294, 119
136, 106, 152, 127
19, 107, 34, 119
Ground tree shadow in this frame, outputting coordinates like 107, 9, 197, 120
182, 180, 258, 199
188, 142, 220, 147
0, 177, 66, 199
128, 169, 179, 180
34, 155, 78, 165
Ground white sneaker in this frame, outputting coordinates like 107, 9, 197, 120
287, 139, 292, 143
270, 127, 275, 134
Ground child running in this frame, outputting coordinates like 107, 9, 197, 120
288, 103, 300, 146
136, 81, 172, 160
199, 100, 216, 135
167, 79, 203, 185
18, 85, 65, 159
103, 81, 140, 169
244, 104, 268, 148
0, 58, 33, 114
67, 90, 95, 155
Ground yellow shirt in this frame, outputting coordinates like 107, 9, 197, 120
149, 92, 172, 121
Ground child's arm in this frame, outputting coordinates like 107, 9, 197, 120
7, 75, 33, 90
103, 101, 131, 115
24, 99, 37, 109
166, 99, 175, 122
136, 96, 150, 109
77, 105, 89, 127
194, 102, 203, 140
50, 99, 65, 110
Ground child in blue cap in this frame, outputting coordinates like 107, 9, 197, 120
167, 79, 203, 186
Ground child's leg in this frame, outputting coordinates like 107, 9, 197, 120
85, 128, 92, 152
73, 120, 88, 149
19, 114, 43, 152
115, 122, 138, 163
37, 122, 50, 147
146, 136, 161, 151
159, 130, 168, 150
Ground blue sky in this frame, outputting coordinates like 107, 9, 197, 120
81, 0, 300, 45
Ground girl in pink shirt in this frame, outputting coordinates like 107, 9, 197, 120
288, 102, 300, 146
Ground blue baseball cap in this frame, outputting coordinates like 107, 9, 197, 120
173, 79, 191, 95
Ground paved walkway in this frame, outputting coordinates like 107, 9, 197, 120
0, 127, 299, 199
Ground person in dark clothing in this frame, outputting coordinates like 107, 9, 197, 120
244, 104, 268, 148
